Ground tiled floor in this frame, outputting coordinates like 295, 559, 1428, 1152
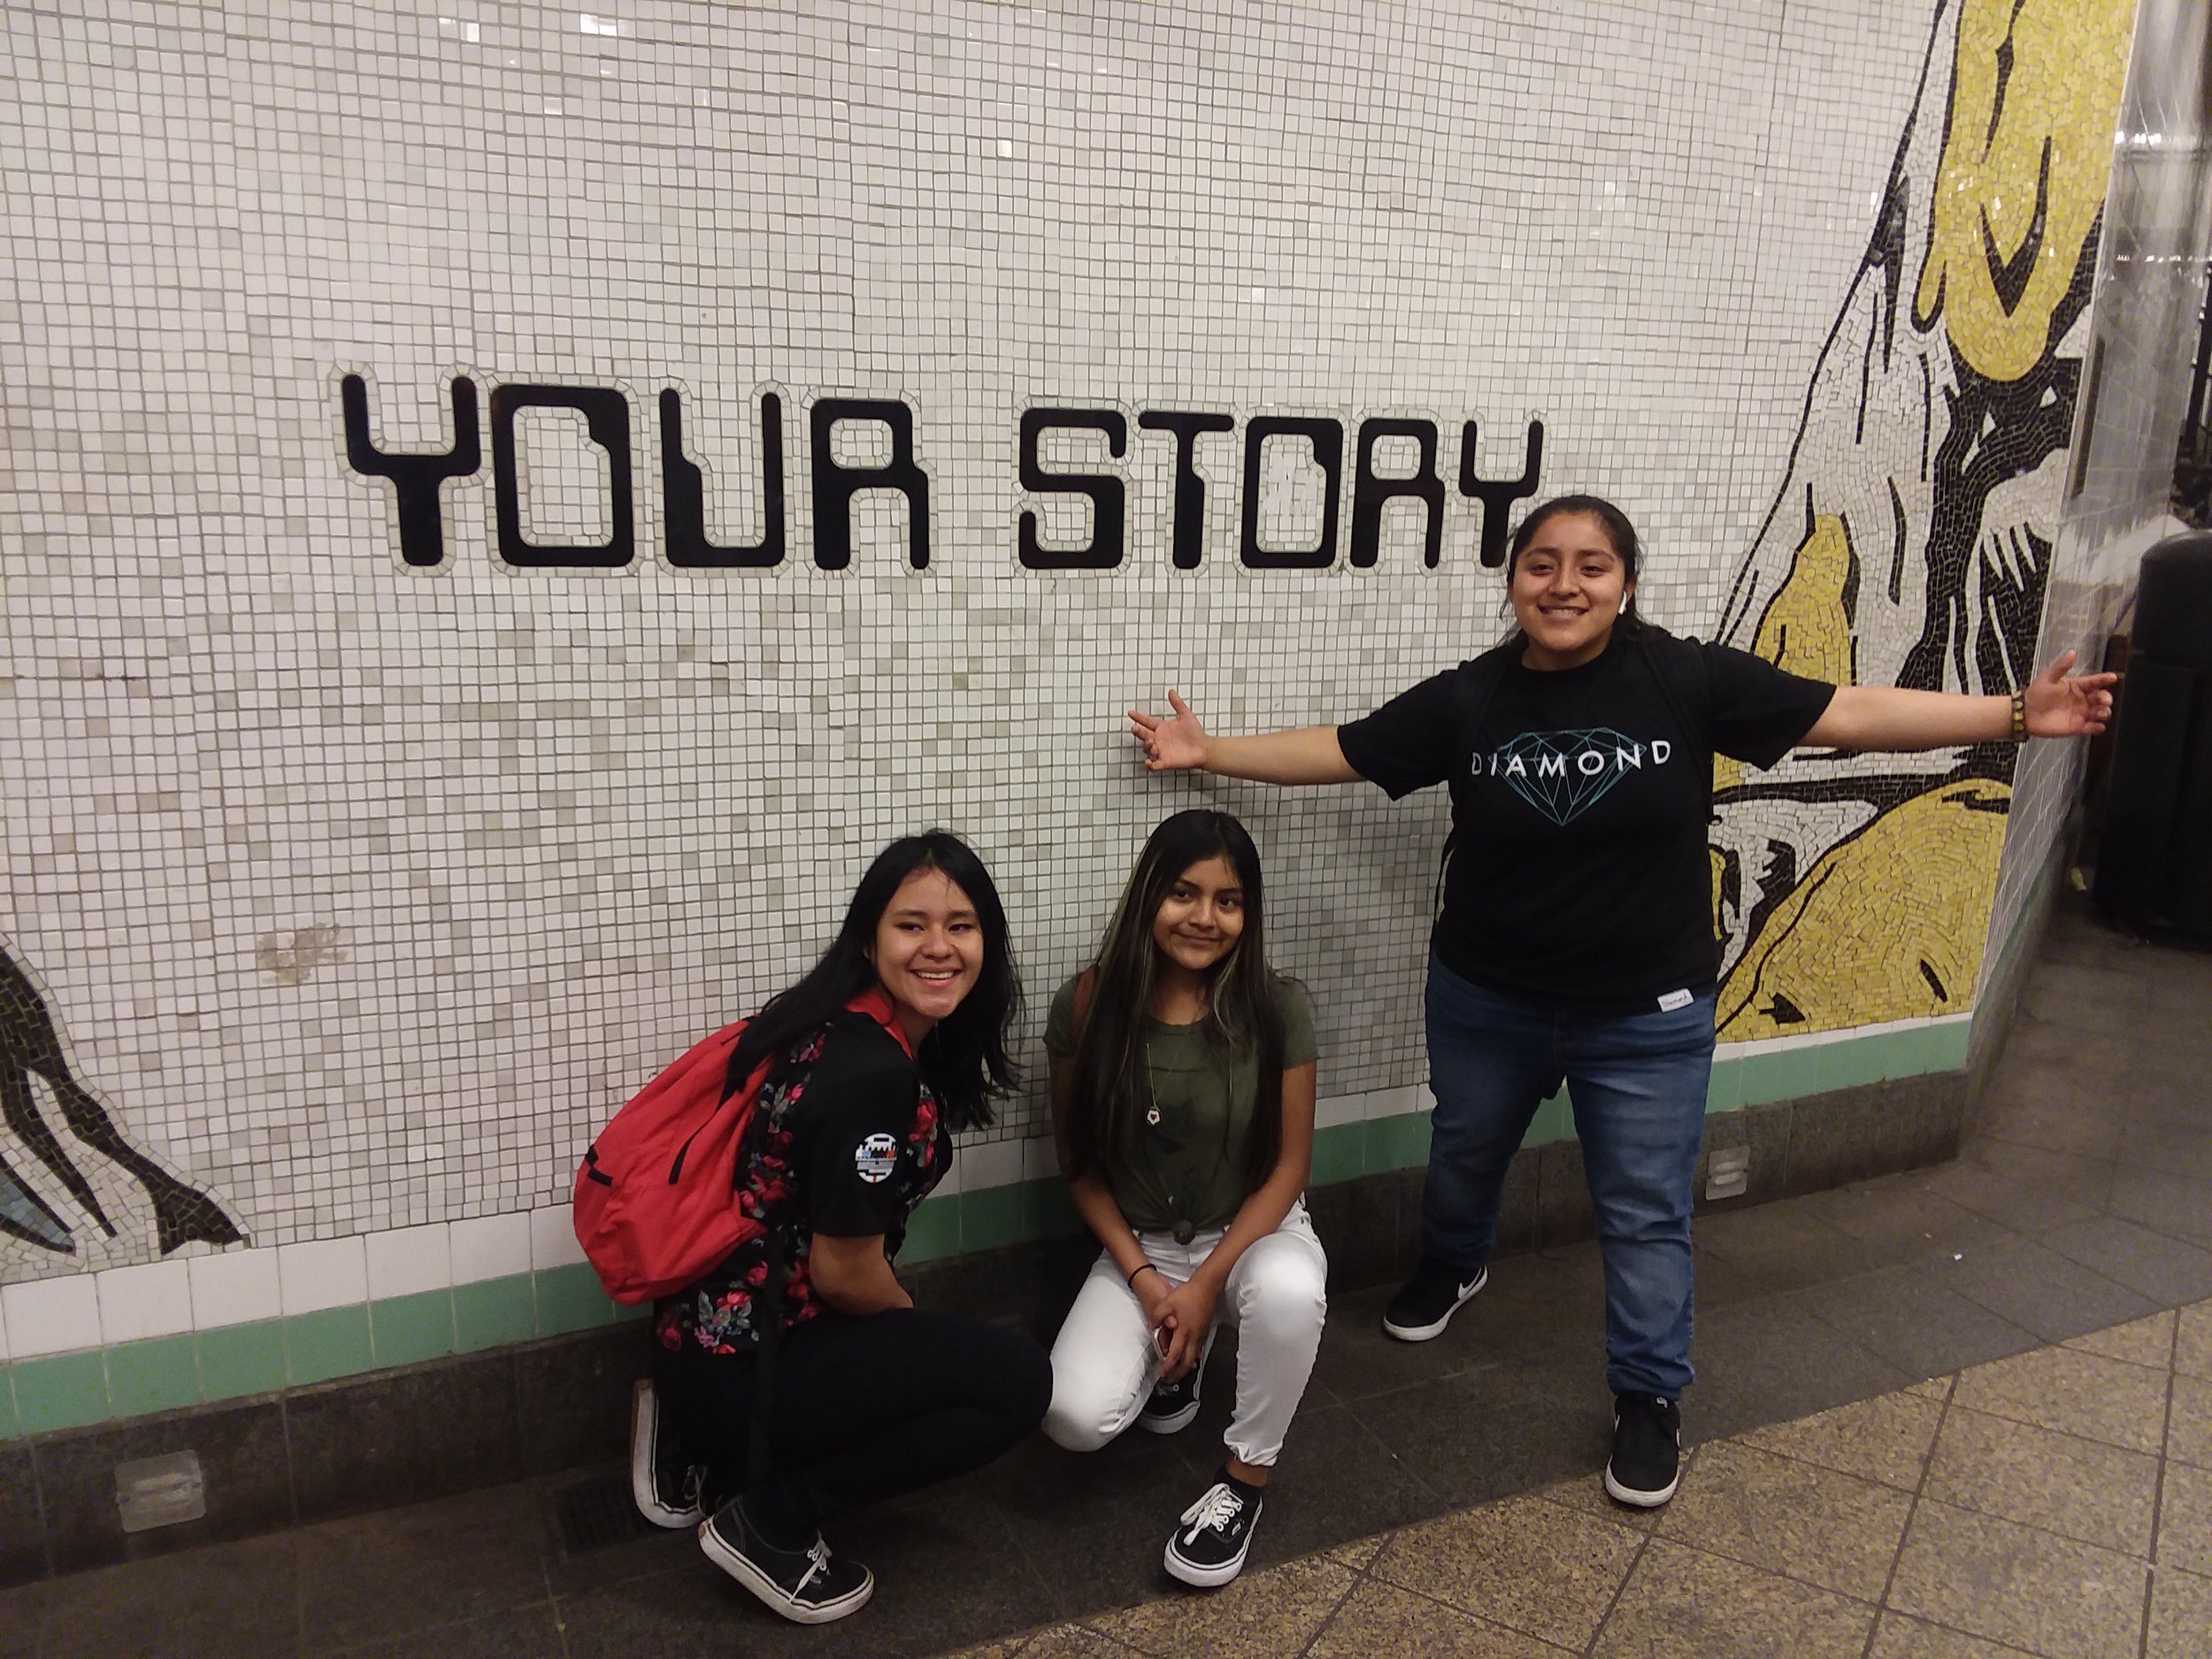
1, 895, 2208, 1658
956, 1302, 2212, 1657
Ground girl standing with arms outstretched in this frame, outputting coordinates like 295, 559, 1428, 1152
1041, 810, 1327, 1587
1129, 495, 2114, 1510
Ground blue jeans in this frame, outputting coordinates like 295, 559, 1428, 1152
1422, 955, 1716, 1398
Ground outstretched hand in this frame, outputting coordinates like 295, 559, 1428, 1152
1128, 690, 1210, 772
2024, 650, 2118, 739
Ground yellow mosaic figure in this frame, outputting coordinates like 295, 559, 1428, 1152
1710, 0, 2135, 1041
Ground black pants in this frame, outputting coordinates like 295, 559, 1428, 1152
655, 1308, 1052, 1541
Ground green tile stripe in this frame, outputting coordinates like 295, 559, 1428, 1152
0, 1015, 1967, 1433
199, 1319, 288, 1402
11, 1349, 108, 1436
106, 1334, 200, 1419
0, 1263, 625, 1432
370, 1288, 457, 1367
454, 1273, 536, 1353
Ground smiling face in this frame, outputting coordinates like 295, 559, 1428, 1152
1149, 854, 1247, 979
870, 865, 986, 1045
1509, 510, 1635, 670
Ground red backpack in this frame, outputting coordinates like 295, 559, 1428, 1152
572, 988, 913, 1303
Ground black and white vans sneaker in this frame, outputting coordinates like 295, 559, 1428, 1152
629, 1379, 704, 1528
698, 1499, 874, 1625
1139, 1330, 1216, 1435
1604, 1392, 1682, 1508
1140, 1369, 1202, 1435
1163, 1473, 1263, 1588
1382, 1256, 1489, 1342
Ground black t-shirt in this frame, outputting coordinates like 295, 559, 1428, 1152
655, 1012, 948, 1355
1337, 630, 1834, 1013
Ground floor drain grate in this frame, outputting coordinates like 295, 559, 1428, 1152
554, 1471, 660, 1555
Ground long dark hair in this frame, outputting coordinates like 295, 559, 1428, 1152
1064, 810, 1287, 1194
1506, 493, 1647, 641
728, 831, 1020, 1130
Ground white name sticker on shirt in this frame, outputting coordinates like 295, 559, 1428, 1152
853, 1132, 899, 1184
1656, 988, 1694, 1012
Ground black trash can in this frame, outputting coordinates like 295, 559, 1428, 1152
2096, 531, 2212, 945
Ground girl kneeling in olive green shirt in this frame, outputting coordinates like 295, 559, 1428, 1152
1042, 809, 1326, 1589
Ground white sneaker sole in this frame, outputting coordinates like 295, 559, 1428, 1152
698, 1518, 875, 1625
1138, 1398, 1202, 1435
629, 1379, 703, 1529
1381, 1265, 1489, 1342
1164, 1532, 1251, 1588
1602, 1463, 1680, 1508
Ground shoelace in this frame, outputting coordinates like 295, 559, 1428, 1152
1179, 1483, 1245, 1542
789, 1537, 833, 1599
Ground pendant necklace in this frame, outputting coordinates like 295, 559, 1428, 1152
1144, 1041, 1195, 1241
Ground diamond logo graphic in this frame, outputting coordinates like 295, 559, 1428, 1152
1485, 728, 1649, 825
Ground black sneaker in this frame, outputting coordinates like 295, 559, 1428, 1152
1382, 1256, 1489, 1341
698, 1499, 873, 1625
1139, 1329, 1216, 1435
1164, 1474, 1263, 1588
1605, 1392, 1682, 1508
629, 1379, 704, 1528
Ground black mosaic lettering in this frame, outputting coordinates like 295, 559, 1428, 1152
810, 398, 931, 571
489, 384, 635, 568
1240, 416, 1343, 570
1018, 407, 1126, 570
341, 373, 480, 569
1349, 418, 1445, 568
661, 388, 785, 568
1137, 410, 1234, 570
1459, 418, 1545, 567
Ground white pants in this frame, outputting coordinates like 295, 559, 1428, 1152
1042, 1201, 1328, 1468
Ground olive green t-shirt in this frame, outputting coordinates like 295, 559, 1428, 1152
1045, 972, 1317, 1233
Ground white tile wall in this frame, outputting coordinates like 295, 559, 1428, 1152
95, 1259, 196, 1345
449, 1213, 534, 1284
956, 1139, 1025, 1195
187, 1248, 285, 1329
1, 1274, 102, 1359
277, 1238, 370, 1318
528, 1205, 588, 1273
0, 0, 2142, 1314
365, 1223, 454, 1301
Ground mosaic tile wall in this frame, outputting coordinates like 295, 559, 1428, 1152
0, 0, 2139, 1372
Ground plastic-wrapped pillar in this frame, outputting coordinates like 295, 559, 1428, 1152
2096, 532, 2212, 944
